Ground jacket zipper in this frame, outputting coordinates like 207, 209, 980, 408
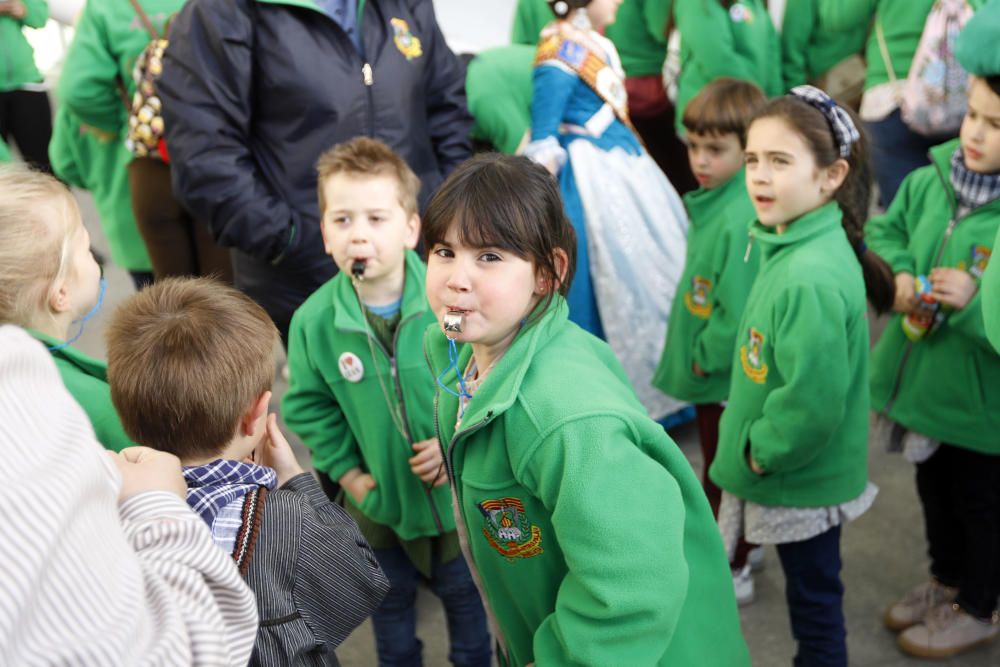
743, 231, 753, 263
362, 62, 375, 137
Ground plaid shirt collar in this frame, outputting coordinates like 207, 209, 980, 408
182, 459, 278, 526
951, 146, 1000, 217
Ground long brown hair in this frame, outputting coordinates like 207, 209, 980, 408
750, 97, 895, 313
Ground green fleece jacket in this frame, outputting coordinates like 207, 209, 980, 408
511, 0, 672, 77
867, 140, 1000, 454
710, 202, 871, 507
0, 0, 47, 92
27, 330, 133, 453
780, 0, 868, 90
426, 299, 749, 667
674, 0, 782, 135
985, 225, 1000, 353
825, 0, 987, 90
467, 45, 535, 154
57, 0, 184, 134
653, 170, 758, 404
49, 107, 152, 272
283, 251, 453, 540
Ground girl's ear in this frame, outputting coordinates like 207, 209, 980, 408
48, 280, 72, 316
823, 158, 850, 195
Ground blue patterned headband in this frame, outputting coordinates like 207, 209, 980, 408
789, 85, 860, 158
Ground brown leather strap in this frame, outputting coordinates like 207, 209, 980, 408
127, 0, 159, 39
232, 486, 267, 576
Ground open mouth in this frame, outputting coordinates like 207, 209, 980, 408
695, 173, 711, 184
754, 195, 775, 207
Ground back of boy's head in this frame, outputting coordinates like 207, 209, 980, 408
683, 77, 768, 146
0, 167, 81, 328
749, 95, 895, 314
315, 137, 421, 216
106, 277, 279, 460
422, 153, 577, 312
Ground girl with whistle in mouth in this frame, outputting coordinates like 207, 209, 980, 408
423, 153, 748, 667
710, 87, 895, 667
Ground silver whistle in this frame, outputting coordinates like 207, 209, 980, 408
351, 259, 366, 280
443, 310, 465, 337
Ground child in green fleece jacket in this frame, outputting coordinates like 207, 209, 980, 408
653, 77, 765, 603
281, 138, 490, 666
866, 42, 1000, 655
423, 153, 749, 667
709, 87, 895, 666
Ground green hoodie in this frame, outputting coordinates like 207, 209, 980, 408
49, 107, 152, 272
780, 0, 869, 90
27, 330, 134, 453
511, 0, 672, 78
283, 251, 453, 540
653, 170, 759, 404
868, 139, 1000, 454
674, 0, 782, 135
426, 299, 749, 667
710, 202, 871, 507
0, 0, 47, 92
57, 0, 184, 134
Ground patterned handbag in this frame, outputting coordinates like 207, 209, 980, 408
124, 0, 171, 162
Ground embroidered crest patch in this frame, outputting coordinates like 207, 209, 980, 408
729, 2, 754, 23
557, 40, 589, 68
684, 276, 714, 319
338, 352, 364, 383
739, 327, 768, 384
391, 18, 422, 61
478, 497, 543, 560
970, 244, 992, 279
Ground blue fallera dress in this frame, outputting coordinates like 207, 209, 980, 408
525, 22, 688, 420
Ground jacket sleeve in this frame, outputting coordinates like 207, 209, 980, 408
674, 0, 754, 83
692, 224, 756, 375
56, 3, 125, 134
946, 288, 994, 351
865, 172, 919, 275
982, 226, 1000, 353
510, 0, 550, 45
780, 0, 815, 89
520, 416, 688, 665
157, 0, 298, 263
748, 285, 851, 474
411, 0, 473, 177
49, 108, 85, 189
819, 0, 877, 32
20, 0, 47, 27
281, 473, 390, 646
523, 60, 574, 171
642, 0, 672, 46
281, 314, 364, 482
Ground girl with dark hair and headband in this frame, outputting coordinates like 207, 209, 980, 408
709, 86, 895, 667
867, 2, 1000, 653
523, 0, 689, 423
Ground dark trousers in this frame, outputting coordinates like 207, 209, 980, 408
777, 526, 847, 667
916, 443, 1000, 620
128, 157, 233, 283
371, 547, 492, 667
865, 109, 954, 208
632, 106, 698, 196
0, 89, 53, 173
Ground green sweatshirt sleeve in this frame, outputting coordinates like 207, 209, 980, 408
642, 0, 672, 47
675, 0, 754, 82
781, 0, 815, 89
865, 174, 919, 275
511, 0, 550, 45
947, 289, 994, 352
49, 108, 86, 189
56, 3, 125, 134
749, 285, 851, 474
21, 0, 48, 28
983, 226, 1000, 353
282, 317, 363, 482
819, 0, 876, 32
692, 226, 756, 375
521, 416, 689, 665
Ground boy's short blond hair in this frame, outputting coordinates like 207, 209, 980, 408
106, 277, 279, 460
683, 77, 768, 147
315, 137, 421, 216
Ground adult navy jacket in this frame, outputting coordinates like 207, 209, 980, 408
158, 0, 472, 336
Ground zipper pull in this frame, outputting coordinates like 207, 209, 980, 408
743, 232, 753, 263
362, 63, 373, 86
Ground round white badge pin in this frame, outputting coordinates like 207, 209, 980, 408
338, 352, 365, 383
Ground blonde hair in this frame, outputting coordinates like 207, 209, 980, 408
106, 277, 279, 459
0, 167, 82, 328
316, 137, 421, 216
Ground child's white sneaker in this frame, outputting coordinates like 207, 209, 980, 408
748, 546, 765, 572
732, 564, 755, 606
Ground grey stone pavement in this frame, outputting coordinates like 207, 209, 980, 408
69, 190, 1000, 667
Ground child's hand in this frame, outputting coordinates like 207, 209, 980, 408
257, 414, 305, 487
893, 272, 918, 313
108, 446, 187, 502
340, 468, 377, 505
930, 268, 977, 310
0, 1, 27, 19
409, 437, 448, 487
692, 361, 707, 377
